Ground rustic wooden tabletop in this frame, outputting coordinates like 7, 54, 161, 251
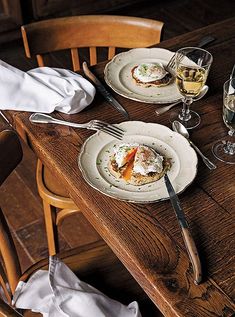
2, 17, 235, 317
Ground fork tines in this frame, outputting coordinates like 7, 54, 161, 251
166, 54, 176, 71
93, 120, 124, 140
166, 52, 184, 72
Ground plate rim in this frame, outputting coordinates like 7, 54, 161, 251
104, 48, 182, 104
78, 121, 198, 204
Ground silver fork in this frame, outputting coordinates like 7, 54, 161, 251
165, 52, 184, 72
29, 113, 124, 140
166, 35, 216, 72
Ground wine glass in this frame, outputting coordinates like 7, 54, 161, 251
212, 78, 235, 164
169, 47, 213, 129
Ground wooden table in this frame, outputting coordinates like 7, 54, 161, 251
2, 17, 235, 316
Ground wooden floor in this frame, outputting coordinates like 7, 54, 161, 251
0, 0, 234, 273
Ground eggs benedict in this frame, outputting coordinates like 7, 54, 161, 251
131, 63, 172, 87
108, 143, 171, 185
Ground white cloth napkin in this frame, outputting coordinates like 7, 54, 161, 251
0, 60, 96, 114
12, 256, 142, 317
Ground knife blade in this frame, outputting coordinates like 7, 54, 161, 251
228, 64, 235, 94
164, 174, 202, 285
82, 62, 129, 120
230, 64, 235, 80
197, 35, 216, 48
230, 64, 235, 89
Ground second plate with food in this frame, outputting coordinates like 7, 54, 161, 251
104, 48, 182, 104
78, 121, 197, 203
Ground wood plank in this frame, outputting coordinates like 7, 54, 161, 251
16, 218, 68, 261
0, 170, 43, 230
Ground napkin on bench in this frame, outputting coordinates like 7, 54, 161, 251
12, 256, 142, 317
0, 60, 96, 114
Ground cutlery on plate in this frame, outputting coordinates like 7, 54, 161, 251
155, 85, 208, 115
29, 113, 124, 140
82, 62, 130, 120
172, 120, 217, 170
164, 173, 202, 285
166, 35, 216, 71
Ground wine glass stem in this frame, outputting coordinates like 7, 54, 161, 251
178, 98, 193, 122
223, 130, 235, 155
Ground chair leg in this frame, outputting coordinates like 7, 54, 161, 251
43, 201, 57, 256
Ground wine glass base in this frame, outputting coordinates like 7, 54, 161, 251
169, 110, 201, 129
212, 140, 235, 164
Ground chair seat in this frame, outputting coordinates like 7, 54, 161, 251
36, 159, 79, 255
43, 164, 69, 197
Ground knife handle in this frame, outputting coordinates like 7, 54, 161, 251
82, 62, 130, 119
83, 61, 102, 86
181, 227, 202, 285
82, 62, 113, 101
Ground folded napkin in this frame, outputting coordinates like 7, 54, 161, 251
0, 60, 96, 114
12, 256, 142, 317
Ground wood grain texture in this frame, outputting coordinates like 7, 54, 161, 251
2, 18, 235, 316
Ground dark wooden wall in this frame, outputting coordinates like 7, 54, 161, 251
1, 0, 235, 44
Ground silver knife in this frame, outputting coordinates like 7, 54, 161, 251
197, 35, 215, 48
164, 174, 202, 285
230, 64, 235, 79
230, 64, 235, 89
82, 62, 129, 120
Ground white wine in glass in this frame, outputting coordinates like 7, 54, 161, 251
169, 47, 213, 129
176, 65, 206, 98
212, 78, 235, 164
224, 94, 235, 130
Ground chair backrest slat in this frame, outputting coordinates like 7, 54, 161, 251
71, 48, 80, 71
36, 54, 45, 67
0, 263, 12, 303
0, 126, 23, 298
21, 15, 164, 68
0, 208, 21, 296
89, 47, 97, 66
108, 46, 116, 60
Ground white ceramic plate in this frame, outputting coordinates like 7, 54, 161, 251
104, 48, 182, 104
78, 122, 197, 203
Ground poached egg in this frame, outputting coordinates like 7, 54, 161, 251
113, 143, 139, 168
133, 63, 168, 83
133, 145, 163, 175
113, 143, 163, 177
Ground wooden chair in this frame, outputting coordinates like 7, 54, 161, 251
0, 298, 22, 316
21, 15, 164, 256
21, 15, 163, 71
0, 128, 163, 317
